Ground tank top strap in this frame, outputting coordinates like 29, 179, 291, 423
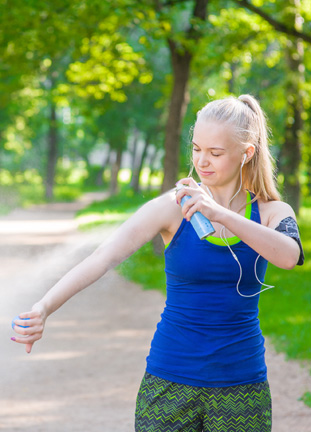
249, 191, 261, 224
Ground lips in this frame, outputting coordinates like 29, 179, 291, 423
198, 169, 214, 176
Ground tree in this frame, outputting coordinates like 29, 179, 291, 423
229, 0, 310, 211
279, 0, 305, 212
0, 0, 152, 198
150, 0, 209, 192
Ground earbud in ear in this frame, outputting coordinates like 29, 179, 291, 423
241, 153, 247, 167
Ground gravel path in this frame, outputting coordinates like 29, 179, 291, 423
1, 195, 310, 431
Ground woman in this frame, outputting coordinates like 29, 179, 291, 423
12, 95, 304, 432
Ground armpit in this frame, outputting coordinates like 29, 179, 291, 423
275, 216, 304, 266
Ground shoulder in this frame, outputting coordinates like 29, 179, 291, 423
142, 188, 182, 231
144, 188, 177, 212
258, 199, 296, 228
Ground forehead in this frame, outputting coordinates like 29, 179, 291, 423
193, 120, 237, 150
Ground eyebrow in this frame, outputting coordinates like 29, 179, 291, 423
192, 141, 225, 150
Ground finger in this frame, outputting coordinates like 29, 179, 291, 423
26, 343, 33, 354
175, 184, 200, 201
181, 197, 196, 219
13, 325, 41, 336
176, 188, 191, 205
11, 332, 42, 345
176, 177, 198, 188
184, 201, 201, 221
19, 310, 41, 319
14, 318, 31, 329
11, 335, 34, 344
14, 317, 41, 327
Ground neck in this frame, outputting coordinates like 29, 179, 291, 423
203, 181, 246, 211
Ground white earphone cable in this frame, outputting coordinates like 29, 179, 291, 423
217, 159, 274, 297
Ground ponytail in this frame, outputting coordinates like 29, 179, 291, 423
196, 94, 280, 202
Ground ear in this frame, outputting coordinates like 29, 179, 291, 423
244, 144, 255, 164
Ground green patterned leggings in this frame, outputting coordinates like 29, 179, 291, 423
135, 372, 272, 432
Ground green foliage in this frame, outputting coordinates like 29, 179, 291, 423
76, 186, 159, 230
258, 209, 311, 361
67, 21, 152, 102
1, 0, 311, 204
117, 242, 166, 294
298, 391, 311, 408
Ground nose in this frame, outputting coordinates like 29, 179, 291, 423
198, 152, 211, 167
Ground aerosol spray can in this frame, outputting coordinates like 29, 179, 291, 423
176, 184, 215, 240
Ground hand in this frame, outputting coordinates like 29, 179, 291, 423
175, 177, 222, 222
11, 303, 47, 354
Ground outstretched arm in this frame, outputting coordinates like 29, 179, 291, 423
12, 191, 176, 353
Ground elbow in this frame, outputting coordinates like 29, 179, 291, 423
283, 261, 297, 271
277, 240, 301, 270
282, 252, 300, 270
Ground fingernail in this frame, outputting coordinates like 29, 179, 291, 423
11, 337, 16, 341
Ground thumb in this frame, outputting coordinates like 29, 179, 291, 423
25, 343, 33, 354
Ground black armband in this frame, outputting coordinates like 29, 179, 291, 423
275, 216, 304, 266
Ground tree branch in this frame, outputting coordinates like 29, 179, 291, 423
232, 0, 311, 44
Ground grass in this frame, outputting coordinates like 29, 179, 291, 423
298, 392, 311, 408
118, 241, 166, 294
0, 183, 104, 214
258, 208, 311, 362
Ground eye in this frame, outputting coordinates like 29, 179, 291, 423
211, 153, 222, 157
192, 146, 200, 152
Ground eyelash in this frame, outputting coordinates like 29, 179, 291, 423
192, 148, 221, 157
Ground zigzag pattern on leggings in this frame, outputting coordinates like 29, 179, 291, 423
135, 373, 272, 432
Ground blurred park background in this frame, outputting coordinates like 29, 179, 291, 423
1, 0, 311, 407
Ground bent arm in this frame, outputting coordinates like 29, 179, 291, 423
175, 178, 301, 270
217, 203, 301, 270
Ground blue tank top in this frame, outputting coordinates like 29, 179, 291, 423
146, 192, 268, 387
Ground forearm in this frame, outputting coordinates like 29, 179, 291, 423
37, 250, 110, 319
218, 208, 300, 269
35, 200, 164, 318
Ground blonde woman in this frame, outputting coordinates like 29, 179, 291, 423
12, 95, 304, 432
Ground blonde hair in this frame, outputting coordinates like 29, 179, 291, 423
193, 94, 280, 202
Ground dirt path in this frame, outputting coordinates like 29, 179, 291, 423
1, 195, 310, 431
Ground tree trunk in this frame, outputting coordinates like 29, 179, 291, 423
96, 149, 110, 186
129, 127, 140, 188
161, 40, 192, 193
132, 137, 150, 193
110, 148, 122, 195
280, 0, 304, 214
45, 103, 58, 200
0, 131, 3, 168
228, 60, 238, 94
147, 146, 156, 191
161, 0, 209, 193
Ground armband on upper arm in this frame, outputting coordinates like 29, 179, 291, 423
274, 216, 304, 266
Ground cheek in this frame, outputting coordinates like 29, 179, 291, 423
192, 151, 200, 165
220, 157, 241, 176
